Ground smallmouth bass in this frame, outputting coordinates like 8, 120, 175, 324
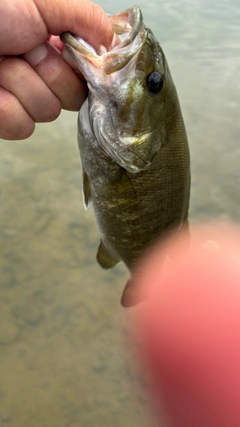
61, 6, 190, 306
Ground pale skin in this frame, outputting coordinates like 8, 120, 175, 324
135, 224, 240, 426
0, 0, 115, 140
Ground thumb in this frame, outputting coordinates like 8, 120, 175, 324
135, 223, 240, 427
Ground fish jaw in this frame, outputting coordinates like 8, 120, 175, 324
61, 6, 145, 72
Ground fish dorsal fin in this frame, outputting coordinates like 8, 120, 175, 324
97, 241, 119, 269
82, 170, 91, 209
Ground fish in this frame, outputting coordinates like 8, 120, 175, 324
61, 6, 190, 306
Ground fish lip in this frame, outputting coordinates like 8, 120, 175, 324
108, 6, 143, 50
60, 6, 145, 74
60, 32, 97, 57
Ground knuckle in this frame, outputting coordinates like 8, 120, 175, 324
0, 90, 35, 140
0, 57, 26, 86
18, 121, 35, 139
36, 97, 61, 123
0, 57, 61, 125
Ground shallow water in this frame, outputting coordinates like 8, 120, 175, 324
0, 0, 239, 426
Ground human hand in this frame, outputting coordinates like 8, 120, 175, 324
134, 223, 240, 427
0, 0, 114, 140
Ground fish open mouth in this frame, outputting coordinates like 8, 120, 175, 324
61, 6, 154, 174
60, 6, 146, 75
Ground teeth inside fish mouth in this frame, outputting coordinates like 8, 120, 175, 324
60, 6, 146, 74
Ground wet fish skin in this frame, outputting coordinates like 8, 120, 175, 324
61, 6, 190, 305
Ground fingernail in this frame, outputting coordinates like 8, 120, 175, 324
23, 44, 48, 66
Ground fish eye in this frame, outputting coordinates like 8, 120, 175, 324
146, 71, 164, 94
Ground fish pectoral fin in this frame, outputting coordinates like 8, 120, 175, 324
82, 170, 91, 209
97, 241, 119, 269
118, 170, 137, 199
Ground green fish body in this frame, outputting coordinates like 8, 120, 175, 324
61, 6, 190, 305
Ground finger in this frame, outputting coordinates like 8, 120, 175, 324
0, 86, 35, 140
0, 56, 61, 126
136, 224, 240, 427
23, 41, 87, 111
